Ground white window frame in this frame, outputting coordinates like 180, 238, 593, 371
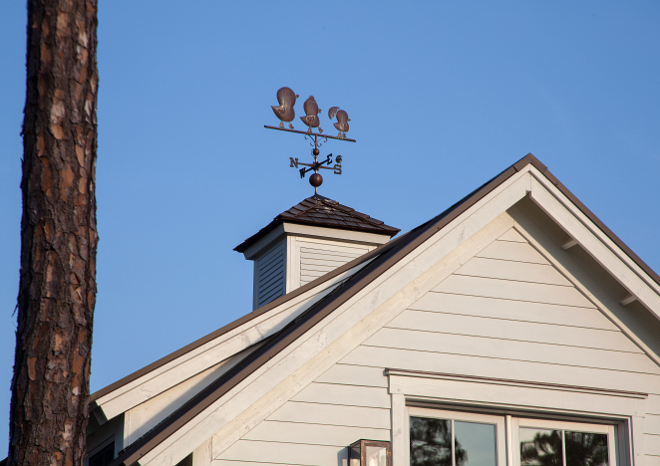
512, 417, 616, 466
407, 409, 618, 466
387, 369, 647, 466
408, 407, 507, 466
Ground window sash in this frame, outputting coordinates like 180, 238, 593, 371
408, 408, 506, 466
406, 408, 617, 466
511, 417, 616, 466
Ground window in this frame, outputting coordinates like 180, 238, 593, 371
408, 409, 616, 466
88, 441, 114, 466
513, 418, 614, 466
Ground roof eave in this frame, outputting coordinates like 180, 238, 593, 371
108, 153, 660, 465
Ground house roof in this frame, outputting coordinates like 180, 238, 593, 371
234, 194, 400, 253
107, 153, 660, 466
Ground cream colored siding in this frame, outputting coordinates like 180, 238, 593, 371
216, 442, 348, 466
216, 227, 660, 466
217, 363, 390, 466
268, 401, 390, 429
256, 241, 285, 307
218, 380, 390, 466
296, 238, 372, 287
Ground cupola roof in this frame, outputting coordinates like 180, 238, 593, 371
234, 194, 400, 253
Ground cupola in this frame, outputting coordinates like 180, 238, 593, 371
235, 195, 399, 310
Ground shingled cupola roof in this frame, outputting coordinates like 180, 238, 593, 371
234, 194, 400, 253
235, 194, 400, 310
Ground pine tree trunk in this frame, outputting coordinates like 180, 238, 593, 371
9, 0, 99, 464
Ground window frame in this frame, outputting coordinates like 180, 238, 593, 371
407, 409, 618, 466
512, 417, 617, 466
387, 369, 646, 466
408, 407, 507, 466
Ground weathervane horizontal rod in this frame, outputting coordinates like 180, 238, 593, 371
264, 125, 356, 143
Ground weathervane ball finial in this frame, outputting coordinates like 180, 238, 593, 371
309, 173, 323, 188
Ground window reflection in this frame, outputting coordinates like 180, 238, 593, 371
564, 432, 608, 466
519, 428, 609, 466
410, 417, 496, 466
519, 428, 562, 466
410, 417, 454, 466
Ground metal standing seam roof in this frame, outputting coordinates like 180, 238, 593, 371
234, 194, 401, 253
106, 153, 660, 466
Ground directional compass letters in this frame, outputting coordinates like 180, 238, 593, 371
290, 154, 343, 178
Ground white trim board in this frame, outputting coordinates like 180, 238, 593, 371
124, 165, 660, 466
138, 168, 534, 465
93, 261, 371, 422
388, 369, 646, 466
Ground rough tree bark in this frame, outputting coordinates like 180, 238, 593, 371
9, 0, 99, 464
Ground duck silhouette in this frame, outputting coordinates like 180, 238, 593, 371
328, 107, 350, 139
300, 96, 322, 134
271, 87, 298, 129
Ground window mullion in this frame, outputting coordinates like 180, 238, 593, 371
505, 415, 513, 466
451, 419, 456, 466
561, 430, 567, 466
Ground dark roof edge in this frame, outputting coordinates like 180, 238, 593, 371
233, 217, 280, 253
90, 238, 396, 404
234, 217, 399, 254
112, 155, 522, 466
515, 153, 660, 287
113, 153, 660, 465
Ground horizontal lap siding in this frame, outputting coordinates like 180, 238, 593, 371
268, 401, 390, 429
243, 421, 389, 446
341, 345, 660, 393
647, 434, 660, 456
298, 240, 371, 287
644, 457, 660, 466
365, 327, 657, 374
410, 293, 618, 330
343, 233, 660, 394
218, 373, 391, 465
219, 441, 348, 466
218, 229, 660, 466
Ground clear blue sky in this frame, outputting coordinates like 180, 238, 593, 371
1, 1, 659, 455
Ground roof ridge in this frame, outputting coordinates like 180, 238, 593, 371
106, 153, 660, 466
234, 195, 400, 253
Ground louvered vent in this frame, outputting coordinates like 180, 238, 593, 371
256, 240, 285, 307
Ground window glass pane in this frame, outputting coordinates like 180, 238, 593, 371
564, 431, 608, 466
455, 421, 497, 466
89, 442, 114, 466
410, 417, 452, 466
519, 428, 563, 466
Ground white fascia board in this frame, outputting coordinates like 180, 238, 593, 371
282, 223, 392, 245
242, 223, 392, 260
510, 213, 660, 368
526, 167, 660, 318
93, 261, 371, 422
139, 170, 533, 466
242, 224, 286, 260
388, 370, 647, 416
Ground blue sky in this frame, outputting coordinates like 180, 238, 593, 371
1, 1, 659, 455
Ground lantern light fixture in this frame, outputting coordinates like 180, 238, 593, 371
348, 439, 391, 466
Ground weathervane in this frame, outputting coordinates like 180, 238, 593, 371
265, 86, 356, 195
